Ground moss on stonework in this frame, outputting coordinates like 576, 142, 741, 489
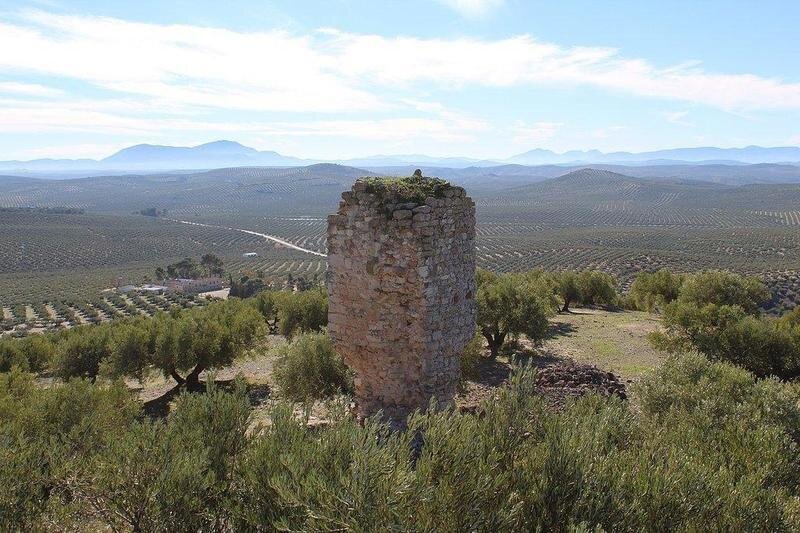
361, 172, 451, 204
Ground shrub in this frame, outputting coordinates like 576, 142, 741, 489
778, 307, 800, 329
4, 360, 800, 530
0, 369, 139, 529
460, 333, 485, 382
653, 301, 800, 379
273, 331, 352, 402
361, 173, 451, 203
629, 269, 685, 311
577, 270, 618, 308
62, 380, 251, 531
678, 270, 770, 315
253, 290, 290, 334
252, 289, 328, 338
277, 288, 328, 339
53, 325, 113, 382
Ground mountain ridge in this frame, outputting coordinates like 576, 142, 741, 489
3, 141, 800, 174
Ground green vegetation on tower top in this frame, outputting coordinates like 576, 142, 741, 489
359, 170, 452, 203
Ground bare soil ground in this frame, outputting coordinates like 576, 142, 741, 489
200, 288, 230, 299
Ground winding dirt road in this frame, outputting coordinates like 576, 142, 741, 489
171, 219, 327, 257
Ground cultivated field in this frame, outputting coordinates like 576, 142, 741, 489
2, 166, 800, 320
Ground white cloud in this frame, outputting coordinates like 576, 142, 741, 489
1, 9, 799, 156
511, 121, 561, 145
325, 31, 800, 110
0, 12, 381, 113
0, 81, 61, 97
787, 135, 800, 146
0, 98, 487, 145
665, 110, 691, 126
0, 81, 62, 97
435, 0, 504, 17
0, 11, 798, 116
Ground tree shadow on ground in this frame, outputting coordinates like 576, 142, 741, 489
142, 378, 271, 419
513, 349, 565, 369
547, 321, 576, 339
472, 357, 511, 387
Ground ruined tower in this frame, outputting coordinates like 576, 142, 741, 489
327, 173, 476, 421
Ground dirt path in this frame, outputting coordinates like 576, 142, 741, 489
172, 219, 327, 258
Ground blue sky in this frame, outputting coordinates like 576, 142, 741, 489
0, 0, 798, 160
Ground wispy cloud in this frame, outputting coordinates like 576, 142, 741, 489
435, 0, 504, 18
1, 11, 798, 115
0, 98, 487, 144
324, 31, 800, 110
0, 81, 62, 97
665, 110, 692, 126
1, 9, 799, 155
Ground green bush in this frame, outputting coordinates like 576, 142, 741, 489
361, 174, 451, 203
653, 301, 800, 379
678, 270, 770, 315
629, 269, 685, 311
554, 270, 618, 311
277, 288, 328, 339
3, 357, 800, 530
235, 360, 800, 531
460, 333, 485, 382
0, 369, 140, 529
53, 325, 113, 382
61, 380, 252, 531
273, 331, 352, 402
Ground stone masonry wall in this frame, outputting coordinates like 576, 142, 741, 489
327, 177, 476, 421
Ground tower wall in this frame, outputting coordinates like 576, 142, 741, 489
327, 178, 476, 420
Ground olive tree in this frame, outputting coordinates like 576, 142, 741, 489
653, 301, 800, 380
629, 269, 685, 311
475, 270, 558, 358
151, 300, 265, 388
554, 270, 618, 312
678, 270, 769, 315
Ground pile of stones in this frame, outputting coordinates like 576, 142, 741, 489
535, 361, 627, 408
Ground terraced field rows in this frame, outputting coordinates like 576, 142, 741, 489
1, 291, 209, 335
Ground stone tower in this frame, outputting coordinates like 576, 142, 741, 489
327, 174, 476, 422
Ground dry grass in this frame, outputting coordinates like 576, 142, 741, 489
538, 308, 665, 380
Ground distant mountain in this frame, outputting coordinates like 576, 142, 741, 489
1, 141, 800, 176
0, 140, 307, 174
340, 154, 499, 168
100, 140, 306, 169
508, 146, 800, 165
